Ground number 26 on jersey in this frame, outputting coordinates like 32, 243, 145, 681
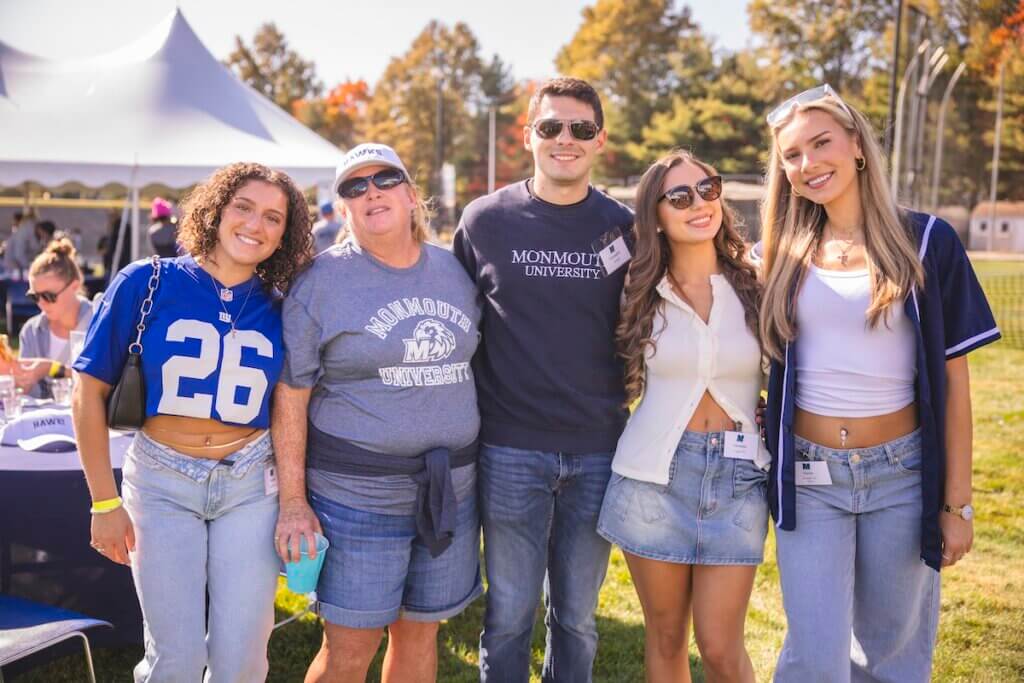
157, 319, 272, 424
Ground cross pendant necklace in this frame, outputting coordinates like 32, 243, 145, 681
827, 226, 857, 267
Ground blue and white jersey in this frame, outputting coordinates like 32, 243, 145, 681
73, 255, 283, 428
765, 212, 1001, 571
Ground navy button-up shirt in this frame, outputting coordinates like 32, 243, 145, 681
765, 212, 1001, 571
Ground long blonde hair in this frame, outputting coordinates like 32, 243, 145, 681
618, 151, 762, 405
759, 96, 923, 361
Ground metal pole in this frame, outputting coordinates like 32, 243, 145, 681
987, 57, 1006, 252
488, 104, 496, 194
885, 0, 905, 156
912, 49, 947, 207
890, 40, 930, 198
435, 72, 444, 200
929, 62, 966, 211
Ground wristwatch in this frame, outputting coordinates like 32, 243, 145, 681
943, 503, 974, 521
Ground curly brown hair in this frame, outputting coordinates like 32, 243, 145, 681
618, 151, 762, 406
177, 162, 312, 293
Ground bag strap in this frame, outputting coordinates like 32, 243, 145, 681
127, 255, 162, 355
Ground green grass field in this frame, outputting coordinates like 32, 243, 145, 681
13, 268, 1024, 682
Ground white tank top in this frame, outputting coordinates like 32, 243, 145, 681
794, 264, 916, 417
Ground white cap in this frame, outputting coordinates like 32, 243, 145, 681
1, 407, 78, 452
334, 143, 410, 196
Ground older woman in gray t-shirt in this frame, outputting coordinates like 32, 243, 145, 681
273, 144, 482, 682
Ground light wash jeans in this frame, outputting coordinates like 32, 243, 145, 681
774, 430, 941, 683
478, 443, 613, 683
122, 431, 280, 683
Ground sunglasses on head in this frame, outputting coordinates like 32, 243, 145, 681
765, 83, 854, 127
338, 167, 407, 200
659, 175, 723, 210
27, 278, 75, 304
531, 118, 601, 141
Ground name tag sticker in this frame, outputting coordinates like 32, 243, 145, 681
795, 460, 832, 486
591, 227, 631, 276
264, 465, 279, 496
723, 431, 759, 461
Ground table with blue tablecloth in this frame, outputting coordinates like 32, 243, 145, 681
0, 432, 141, 648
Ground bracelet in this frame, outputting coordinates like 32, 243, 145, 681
48, 361, 62, 378
90, 496, 123, 514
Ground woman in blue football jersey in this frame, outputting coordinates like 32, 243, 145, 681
72, 162, 312, 682
760, 86, 999, 681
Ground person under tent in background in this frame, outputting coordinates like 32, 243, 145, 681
311, 200, 342, 254
147, 197, 180, 258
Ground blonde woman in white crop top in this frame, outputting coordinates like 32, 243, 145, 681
597, 151, 767, 682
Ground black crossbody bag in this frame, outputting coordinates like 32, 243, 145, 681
107, 255, 161, 430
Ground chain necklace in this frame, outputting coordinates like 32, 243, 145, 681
825, 225, 858, 267
204, 270, 255, 337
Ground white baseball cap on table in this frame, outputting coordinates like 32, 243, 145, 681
1, 407, 77, 452
334, 143, 410, 196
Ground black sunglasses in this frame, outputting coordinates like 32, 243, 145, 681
27, 278, 75, 304
338, 167, 407, 200
658, 176, 723, 210
531, 118, 601, 141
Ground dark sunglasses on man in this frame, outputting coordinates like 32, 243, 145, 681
659, 175, 723, 210
26, 278, 75, 304
531, 118, 601, 141
338, 167, 407, 200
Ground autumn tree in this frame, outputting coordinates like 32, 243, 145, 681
224, 23, 322, 111
747, 0, 896, 95
293, 79, 371, 150
363, 21, 486, 210
556, 0, 703, 180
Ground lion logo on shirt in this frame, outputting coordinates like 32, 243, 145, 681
402, 319, 457, 363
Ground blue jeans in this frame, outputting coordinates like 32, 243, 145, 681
478, 444, 613, 683
122, 431, 280, 683
774, 430, 940, 683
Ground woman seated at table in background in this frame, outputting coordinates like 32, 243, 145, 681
273, 143, 482, 683
71, 162, 312, 682
10, 238, 92, 399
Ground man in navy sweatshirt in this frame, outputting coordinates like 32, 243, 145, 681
453, 77, 633, 682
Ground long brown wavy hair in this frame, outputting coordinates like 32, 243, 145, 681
177, 162, 313, 293
618, 151, 762, 406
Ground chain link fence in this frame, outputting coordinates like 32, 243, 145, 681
976, 262, 1024, 350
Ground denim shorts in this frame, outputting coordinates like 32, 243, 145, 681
598, 430, 769, 565
309, 490, 483, 629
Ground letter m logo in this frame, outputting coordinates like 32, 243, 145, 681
403, 339, 433, 363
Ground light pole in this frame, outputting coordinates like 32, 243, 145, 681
911, 47, 947, 207
885, 0, 905, 157
987, 56, 1006, 252
890, 39, 930, 199
487, 103, 496, 194
929, 61, 966, 211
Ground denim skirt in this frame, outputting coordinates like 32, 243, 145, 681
598, 430, 769, 565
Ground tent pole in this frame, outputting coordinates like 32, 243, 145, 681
131, 185, 141, 261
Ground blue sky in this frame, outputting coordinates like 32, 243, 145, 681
0, 0, 753, 87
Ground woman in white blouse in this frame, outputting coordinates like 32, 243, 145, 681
598, 151, 766, 682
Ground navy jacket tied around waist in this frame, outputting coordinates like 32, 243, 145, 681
306, 423, 478, 557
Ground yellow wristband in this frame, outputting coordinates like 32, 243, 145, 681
48, 361, 62, 378
90, 496, 123, 514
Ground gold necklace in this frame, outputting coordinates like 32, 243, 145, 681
826, 226, 858, 267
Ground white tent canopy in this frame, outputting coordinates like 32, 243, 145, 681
0, 9, 343, 261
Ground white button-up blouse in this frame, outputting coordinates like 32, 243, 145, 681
611, 273, 768, 485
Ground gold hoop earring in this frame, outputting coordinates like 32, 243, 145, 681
856, 157, 866, 171
791, 186, 801, 197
